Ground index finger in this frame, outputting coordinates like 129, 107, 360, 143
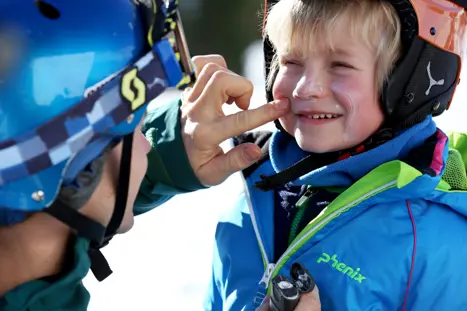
192, 54, 228, 76
206, 99, 290, 145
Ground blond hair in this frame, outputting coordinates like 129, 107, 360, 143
265, 0, 402, 90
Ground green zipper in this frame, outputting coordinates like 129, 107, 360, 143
288, 187, 316, 245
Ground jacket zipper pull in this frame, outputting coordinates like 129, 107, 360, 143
259, 263, 276, 287
295, 186, 315, 209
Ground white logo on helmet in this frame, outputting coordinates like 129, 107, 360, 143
426, 61, 444, 96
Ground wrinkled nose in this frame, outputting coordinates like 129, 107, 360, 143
293, 72, 330, 100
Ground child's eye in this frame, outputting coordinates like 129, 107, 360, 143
331, 61, 354, 69
280, 58, 300, 66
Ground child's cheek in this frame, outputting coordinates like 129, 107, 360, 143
272, 72, 291, 100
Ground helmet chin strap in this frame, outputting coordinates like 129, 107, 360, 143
45, 134, 134, 282
89, 133, 134, 281
104, 133, 133, 237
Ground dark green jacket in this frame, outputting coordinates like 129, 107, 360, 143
0, 99, 204, 311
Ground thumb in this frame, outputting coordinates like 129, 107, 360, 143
295, 286, 321, 311
197, 143, 262, 186
256, 296, 271, 311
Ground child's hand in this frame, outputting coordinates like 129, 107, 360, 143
180, 54, 290, 186
256, 285, 321, 311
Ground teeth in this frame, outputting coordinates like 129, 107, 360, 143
307, 114, 339, 119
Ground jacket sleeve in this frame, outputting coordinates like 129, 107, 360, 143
403, 201, 467, 310
134, 98, 207, 215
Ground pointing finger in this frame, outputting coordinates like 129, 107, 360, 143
205, 99, 290, 145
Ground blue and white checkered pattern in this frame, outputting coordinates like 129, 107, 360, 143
0, 46, 171, 186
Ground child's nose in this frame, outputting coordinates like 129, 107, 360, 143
293, 74, 330, 100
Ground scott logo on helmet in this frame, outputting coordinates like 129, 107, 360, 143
425, 61, 445, 96
121, 68, 147, 111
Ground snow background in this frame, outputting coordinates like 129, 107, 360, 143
83, 40, 467, 310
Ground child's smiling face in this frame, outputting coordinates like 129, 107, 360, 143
273, 22, 384, 153
266, 0, 402, 153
